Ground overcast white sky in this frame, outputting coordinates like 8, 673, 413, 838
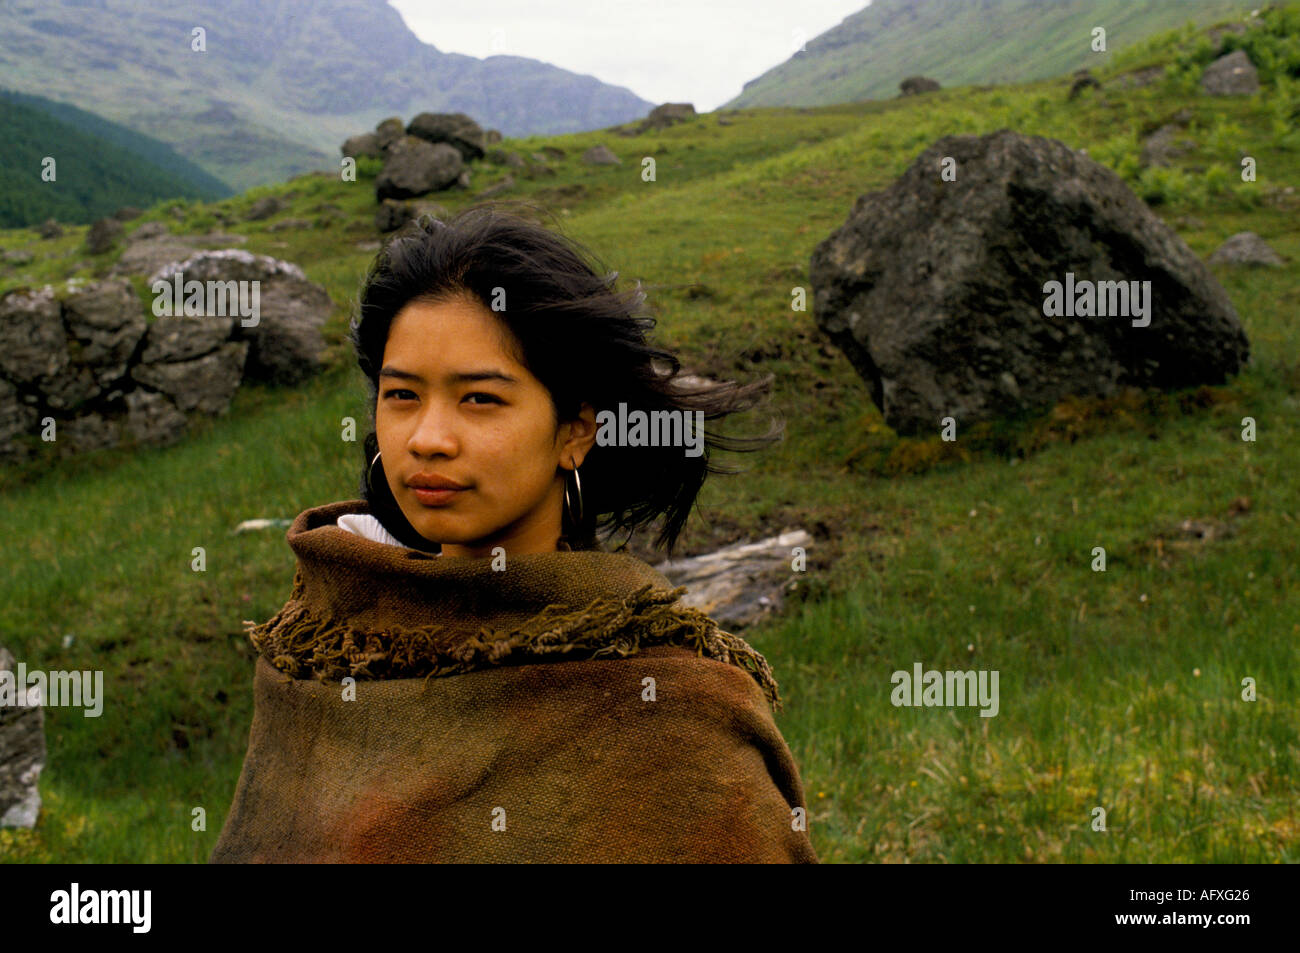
388, 0, 873, 112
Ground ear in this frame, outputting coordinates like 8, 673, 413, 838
559, 402, 598, 468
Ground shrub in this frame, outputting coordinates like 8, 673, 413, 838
354, 155, 384, 178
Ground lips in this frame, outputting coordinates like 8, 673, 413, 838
406, 473, 468, 490
410, 486, 462, 506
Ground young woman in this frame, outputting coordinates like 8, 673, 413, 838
211, 204, 818, 864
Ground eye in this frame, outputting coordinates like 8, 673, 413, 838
383, 388, 416, 400
464, 392, 503, 405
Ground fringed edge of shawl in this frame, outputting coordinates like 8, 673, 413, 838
241, 584, 783, 711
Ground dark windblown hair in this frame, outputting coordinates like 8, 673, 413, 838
348, 201, 782, 555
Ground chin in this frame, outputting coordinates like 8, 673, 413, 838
405, 511, 480, 546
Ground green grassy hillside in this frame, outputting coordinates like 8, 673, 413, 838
0, 90, 232, 228
1, 6, 1297, 863
726, 0, 1265, 108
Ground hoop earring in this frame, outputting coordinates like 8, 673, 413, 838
564, 464, 584, 527
367, 450, 382, 495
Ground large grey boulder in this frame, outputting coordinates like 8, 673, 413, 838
63, 279, 147, 389
15, 279, 146, 413
0, 377, 40, 459
635, 103, 696, 133
123, 389, 189, 446
0, 286, 67, 386
109, 230, 248, 279
406, 112, 487, 163
0, 647, 44, 829
376, 136, 464, 200
373, 117, 406, 151
58, 410, 124, 455
139, 312, 238, 363
148, 250, 331, 385
341, 132, 384, 160
0, 247, 329, 460
130, 341, 250, 414
809, 129, 1251, 435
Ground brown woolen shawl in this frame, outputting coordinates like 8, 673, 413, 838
209, 499, 818, 863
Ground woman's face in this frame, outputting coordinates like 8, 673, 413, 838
376, 293, 596, 558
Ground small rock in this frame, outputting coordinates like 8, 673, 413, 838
478, 175, 515, 198
375, 198, 414, 233
1141, 125, 1197, 168
1201, 49, 1259, 96
1113, 65, 1165, 90
582, 144, 621, 166
899, 76, 941, 96
266, 218, 313, 232
129, 222, 170, 242
1207, 231, 1284, 266
1068, 71, 1101, 100
84, 218, 124, 255
244, 196, 287, 221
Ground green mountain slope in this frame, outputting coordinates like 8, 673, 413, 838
0, 0, 655, 193
0, 92, 231, 228
725, 0, 1264, 108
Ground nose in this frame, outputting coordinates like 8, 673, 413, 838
406, 399, 460, 459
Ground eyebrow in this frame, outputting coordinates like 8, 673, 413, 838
379, 366, 519, 385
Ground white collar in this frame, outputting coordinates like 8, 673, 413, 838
335, 513, 411, 549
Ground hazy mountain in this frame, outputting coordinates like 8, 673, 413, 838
724, 0, 1262, 108
0, 0, 656, 192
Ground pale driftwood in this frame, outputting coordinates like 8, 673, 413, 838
655, 529, 811, 630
